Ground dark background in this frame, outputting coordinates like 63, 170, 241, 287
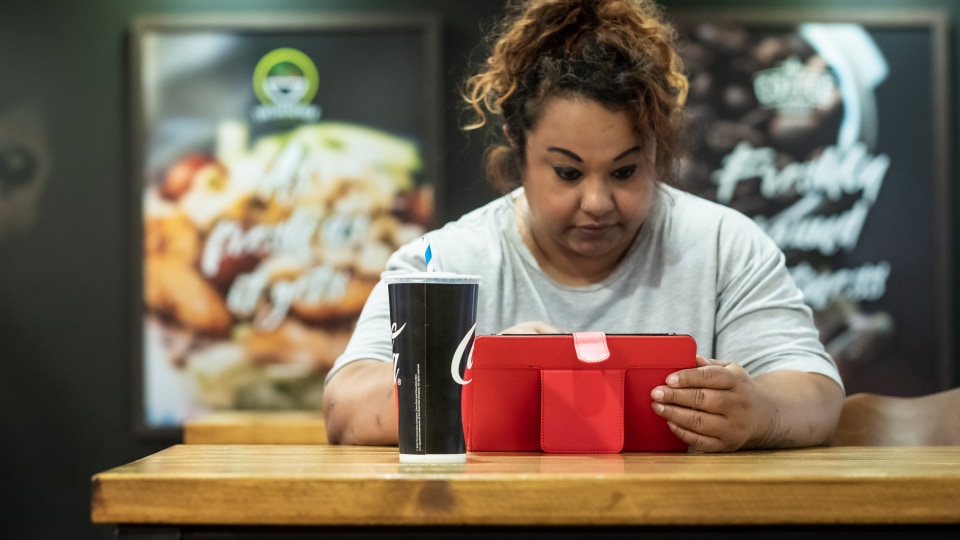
0, 1, 956, 538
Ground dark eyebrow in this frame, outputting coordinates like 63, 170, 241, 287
546, 146, 643, 163
613, 146, 642, 161
547, 147, 582, 162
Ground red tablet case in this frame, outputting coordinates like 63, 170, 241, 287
461, 332, 697, 453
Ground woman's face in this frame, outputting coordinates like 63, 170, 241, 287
519, 96, 656, 272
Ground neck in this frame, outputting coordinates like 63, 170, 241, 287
513, 195, 631, 286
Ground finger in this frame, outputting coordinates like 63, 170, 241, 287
537, 322, 566, 334
651, 385, 724, 413
696, 355, 728, 367
666, 365, 736, 390
499, 321, 564, 335
651, 401, 728, 440
665, 420, 734, 453
652, 401, 735, 452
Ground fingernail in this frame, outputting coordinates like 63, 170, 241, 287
652, 402, 665, 414
666, 374, 678, 386
651, 388, 663, 400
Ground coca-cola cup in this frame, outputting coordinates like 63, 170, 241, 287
384, 272, 480, 463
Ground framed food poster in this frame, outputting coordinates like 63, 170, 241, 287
668, 9, 952, 396
131, 14, 440, 434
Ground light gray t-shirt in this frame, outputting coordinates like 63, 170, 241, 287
328, 184, 842, 388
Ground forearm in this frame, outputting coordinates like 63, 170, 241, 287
322, 360, 399, 445
746, 371, 845, 449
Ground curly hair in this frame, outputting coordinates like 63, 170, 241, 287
462, 0, 688, 193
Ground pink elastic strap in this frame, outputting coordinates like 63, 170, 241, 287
572, 331, 610, 363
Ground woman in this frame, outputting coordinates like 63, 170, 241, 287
323, 0, 845, 452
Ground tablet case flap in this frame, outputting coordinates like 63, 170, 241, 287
541, 369, 624, 453
573, 331, 610, 363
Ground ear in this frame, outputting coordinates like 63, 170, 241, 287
502, 124, 518, 147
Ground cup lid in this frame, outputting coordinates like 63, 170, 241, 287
382, 271, 481, 285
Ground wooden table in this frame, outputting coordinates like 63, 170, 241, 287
91, 445, 960, 539
183, 411, 327, 444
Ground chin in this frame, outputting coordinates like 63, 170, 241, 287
566, 239, 624, 259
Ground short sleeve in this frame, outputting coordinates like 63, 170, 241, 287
713, 213, 843, 389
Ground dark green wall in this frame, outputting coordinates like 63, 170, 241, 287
0, 1, 955, 538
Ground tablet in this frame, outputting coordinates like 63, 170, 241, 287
461, 333, 697, 453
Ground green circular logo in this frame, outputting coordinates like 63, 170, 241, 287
253, 48, 319, 106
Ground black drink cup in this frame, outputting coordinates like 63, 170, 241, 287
385, 272, 480, 463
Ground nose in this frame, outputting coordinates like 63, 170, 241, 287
580, 177, 615, 217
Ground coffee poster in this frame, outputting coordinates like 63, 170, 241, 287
670, 11, 951, 396
132, 15, 439, 432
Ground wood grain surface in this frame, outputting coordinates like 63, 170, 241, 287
91, 445, 960, 526
183, 411, 328, 445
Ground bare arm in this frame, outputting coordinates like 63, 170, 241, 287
651, 356, 845, 452
322, 360, 398, 445
746, 369, 845, 449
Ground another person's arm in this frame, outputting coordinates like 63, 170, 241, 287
651, 356, 844, 452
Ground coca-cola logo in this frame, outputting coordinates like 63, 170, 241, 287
450, 323, 477, 386
391, 322, 406, 385
391, 320, 476, 386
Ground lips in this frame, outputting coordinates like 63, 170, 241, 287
574, 223, 617, 237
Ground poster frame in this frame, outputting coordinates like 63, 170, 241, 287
668, 8, 953, 392
128, 12, 442, 438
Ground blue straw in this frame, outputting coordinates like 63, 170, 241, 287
422, 236, 435, 272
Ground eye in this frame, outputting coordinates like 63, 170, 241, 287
552, 166, 582, 181
611, 165, 637, 180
